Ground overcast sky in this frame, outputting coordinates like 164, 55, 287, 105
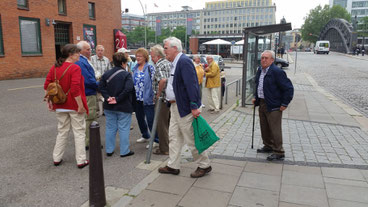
122, 0, 330, 28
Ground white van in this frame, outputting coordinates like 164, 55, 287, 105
314, 40, 330, 54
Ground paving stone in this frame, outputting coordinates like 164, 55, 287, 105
193, 172, 239, 193
210, 162, 243, 177
282, 170, 324, 189
238, 172, 281, 192
329, 199, 368, 207
146, 175, 195, 196
325, 183, 368, 203
321, 167, 365, 181
178, 186, 232, 207
280, 184, 329, 207
127, 189, 181, 207
279, 202, 313, 207
323, 177, 368, 188
211, 159, 246, 167
229, 186, 279, 207
244, 161, 283, 176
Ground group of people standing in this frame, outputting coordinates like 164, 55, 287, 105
44, 37, 220, 178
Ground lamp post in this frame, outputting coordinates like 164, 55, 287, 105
138, 0, 147, 48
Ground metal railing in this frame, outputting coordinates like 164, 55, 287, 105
224, 78, 242, 104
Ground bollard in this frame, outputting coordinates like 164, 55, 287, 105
145, 97, 162, 164
225, 85, 228, 104
89, 121, 106, 207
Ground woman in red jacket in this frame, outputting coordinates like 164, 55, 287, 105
44, 44, 89, 168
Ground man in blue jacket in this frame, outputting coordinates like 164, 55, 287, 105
252, 50, 294, 161
158, 37, 212, 178
76, 41, 98, 150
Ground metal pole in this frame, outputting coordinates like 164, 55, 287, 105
294, 46, 298, 75
236, 81, 238, 97
138, 0, 147, 48
251, 105, 256, 149
145, 97, 162, 164
89, 121, 106, 207
225, 85, 228, 104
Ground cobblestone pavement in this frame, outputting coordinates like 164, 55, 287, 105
208, 109, 368, 168
295, 52, 368, 118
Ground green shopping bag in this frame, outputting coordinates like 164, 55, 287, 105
192, 115, 220, 154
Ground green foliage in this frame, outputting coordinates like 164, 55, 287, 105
122, 25, 192, 48
301, 5, 351, 43
358, 16, 368, 37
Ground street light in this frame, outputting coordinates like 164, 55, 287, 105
138, 0, 147, 49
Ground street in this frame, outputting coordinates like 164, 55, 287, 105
293, 52, 368, 117
1, 52, 367, 206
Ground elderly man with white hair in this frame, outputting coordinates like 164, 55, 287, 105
75, 41, 99, 150
252, 50, 294, 161
158, 37, 212, 178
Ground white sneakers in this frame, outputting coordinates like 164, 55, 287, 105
146, 142, 159, 149
136, 137, 148, 143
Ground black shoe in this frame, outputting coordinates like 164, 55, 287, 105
257, 147, 273, 153
120, 151, 134, 157
267, 154, 285, 161
107, 152, 114, 156
54, 159, 63, 166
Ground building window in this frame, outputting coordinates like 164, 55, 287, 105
58, 0, 67, 15
19, 17, 42, 55
88, 2, 96, 19
0, 15, 4, 56
17, 0, 28, 9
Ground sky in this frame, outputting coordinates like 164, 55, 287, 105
122, 0, 330, 29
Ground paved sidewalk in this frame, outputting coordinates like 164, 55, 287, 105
101, 70, 368, 207
123, 159, 368, 207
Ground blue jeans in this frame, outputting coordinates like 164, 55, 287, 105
135, 101, 159, 142
104, 110, 132, 155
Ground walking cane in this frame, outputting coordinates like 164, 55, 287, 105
251, 103, 256, 149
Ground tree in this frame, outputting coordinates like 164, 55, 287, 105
301, 5, 351, 43
358, 16, 368, 47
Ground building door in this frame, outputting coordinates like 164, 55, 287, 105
54, 23, 71, 60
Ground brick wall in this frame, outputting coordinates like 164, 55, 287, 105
0, 0, 121, 80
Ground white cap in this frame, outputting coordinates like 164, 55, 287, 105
117, 48, 131, 53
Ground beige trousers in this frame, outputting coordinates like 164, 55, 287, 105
54, 112, 87, 165
85, 95, 97, 146
167, 103, 211, 169
206, 87, 220, 111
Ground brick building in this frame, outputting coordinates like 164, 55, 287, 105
0, 0, 122, 80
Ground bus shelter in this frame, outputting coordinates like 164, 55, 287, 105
241, 23, 292, 107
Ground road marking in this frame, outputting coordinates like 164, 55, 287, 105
8, 85, 43, 91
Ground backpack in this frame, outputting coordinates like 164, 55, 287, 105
44, 65, 71, 104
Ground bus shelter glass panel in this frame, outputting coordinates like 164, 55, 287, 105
245, 34, 257, 104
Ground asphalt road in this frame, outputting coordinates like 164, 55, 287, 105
0, 64, 242, 207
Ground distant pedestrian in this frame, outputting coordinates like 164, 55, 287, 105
98, 52, 135, 157
150, 44, 171, 155
280, 47, 285, 59
75, 41, 99, 150
361, 46, 365, 56
118, 47, 135, 73
91, 45, 111, 117
193, 55, 205, 101
252, 50, 294, 161
158, 37, 212, 178
44, 44, 89, 168
205, 55, 221, 114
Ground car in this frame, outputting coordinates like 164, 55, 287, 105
304, 47, 312, 52
186, 54, 209, 68
274, 58, 289, 69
